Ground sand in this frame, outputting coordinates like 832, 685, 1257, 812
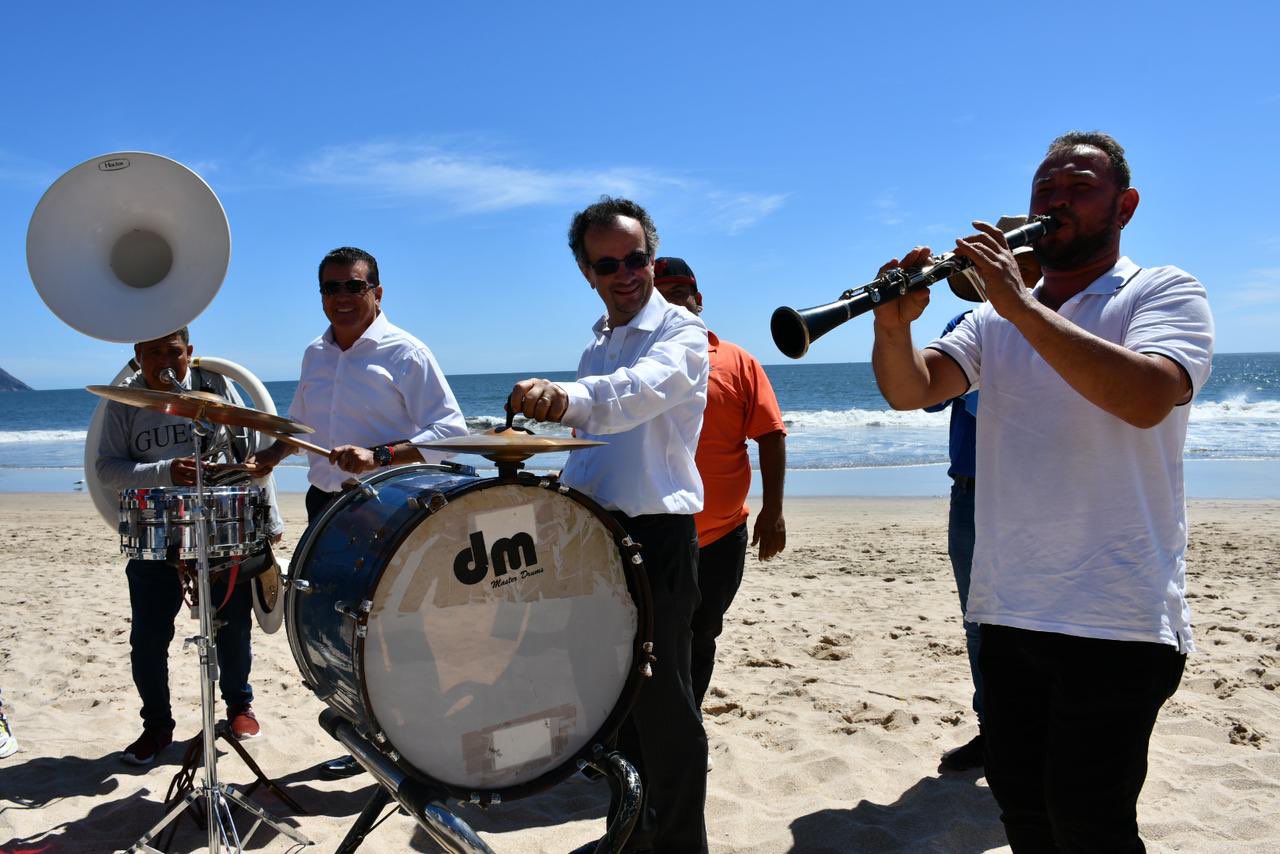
1, 493, 1277, 853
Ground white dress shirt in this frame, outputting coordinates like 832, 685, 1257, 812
289, 311, 468, 492
558, 290, 709, 516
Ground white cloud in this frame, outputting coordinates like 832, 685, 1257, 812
872, 190, 904, 226
301, 142, 668, 212
708, 191, 789, 235
1225, 268, 1280, 309
0, 151, 58, 188
296, 141, 785, 231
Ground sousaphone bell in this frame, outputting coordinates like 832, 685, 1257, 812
26, 151, 230, 343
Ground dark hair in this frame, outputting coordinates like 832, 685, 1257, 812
318, 246, 380, 285
1046, 131, 1131, 190
567, 196, 659, 266
136, 326, 189, 347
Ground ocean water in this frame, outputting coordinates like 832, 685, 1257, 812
2, 353, 1278, 486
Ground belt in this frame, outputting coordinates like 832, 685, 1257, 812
952, 475, 976, 492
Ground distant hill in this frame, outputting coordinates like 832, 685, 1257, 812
0, 366, 32, 391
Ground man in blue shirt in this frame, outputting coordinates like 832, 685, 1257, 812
930, 217, 1041, 772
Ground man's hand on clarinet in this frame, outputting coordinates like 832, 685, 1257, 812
509, 379, 569, 424
872, 246, 934, 331
330, 445, 380, 474
953, 221, 1030, 320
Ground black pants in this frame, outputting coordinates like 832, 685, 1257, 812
608, 511, 707, 854
127, 559, 253, 733
690, 523, 748, 707
305, 485, 341, 523
980, 624, 1186, 853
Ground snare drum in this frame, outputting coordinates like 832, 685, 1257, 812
285, 464, 652, 801
119, 484, 268, 561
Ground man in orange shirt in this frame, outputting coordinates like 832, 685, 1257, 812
655, 257, 788, 707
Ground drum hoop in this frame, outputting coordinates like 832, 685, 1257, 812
283, 463, 475, 695
291, 465, 653, 803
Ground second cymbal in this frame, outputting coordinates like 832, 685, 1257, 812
87, 385, 315, 435
413, 429, 604, 464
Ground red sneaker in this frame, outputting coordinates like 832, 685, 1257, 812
122, 728, 174, 766
228, 705, 261, 740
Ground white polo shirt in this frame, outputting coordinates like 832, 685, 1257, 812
558, 290, 709, 517
928, 258, 1214, 651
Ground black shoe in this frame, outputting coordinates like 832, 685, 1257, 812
939, 733, 985, 772
320, 754, 366, 780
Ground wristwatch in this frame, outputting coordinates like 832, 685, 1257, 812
372, 444, 394, 467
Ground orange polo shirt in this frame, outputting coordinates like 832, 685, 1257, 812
695, 332, 787, 547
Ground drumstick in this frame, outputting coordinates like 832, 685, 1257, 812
262, 430, 333, 458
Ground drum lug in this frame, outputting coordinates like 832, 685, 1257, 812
374, 730, 388, 744
288, 578, 312, 593
466, 791, 499, 807
408, 491, 449, 512
640, 641, 656, 678
334, 598, 373, 624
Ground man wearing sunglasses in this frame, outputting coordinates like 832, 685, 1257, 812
509, 198, 710, 854
248, 245, 467, 777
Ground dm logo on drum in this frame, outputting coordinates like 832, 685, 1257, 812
454, 530, 542, 587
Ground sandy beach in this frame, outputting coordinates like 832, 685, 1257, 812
1, 492, 1277, 853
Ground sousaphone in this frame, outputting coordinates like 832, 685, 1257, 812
27, 151, 285, 632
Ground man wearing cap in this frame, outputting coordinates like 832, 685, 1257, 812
248, 245, 468, 778
654, 256, 788, 713
928, 216, 1041, 773
508, 197, 710, 853
871, 132, 1213, 851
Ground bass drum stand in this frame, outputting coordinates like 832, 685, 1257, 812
322, 710, 643, 854
128, 418, 312, 853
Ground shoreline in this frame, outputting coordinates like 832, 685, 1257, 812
3, 458, 1279, 499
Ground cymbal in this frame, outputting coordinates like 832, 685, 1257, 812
413, 429, 604, 464
87, 385, 315, 435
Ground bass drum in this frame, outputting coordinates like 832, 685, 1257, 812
285, 464, 652, 801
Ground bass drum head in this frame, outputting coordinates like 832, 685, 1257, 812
363, 481, 637, 791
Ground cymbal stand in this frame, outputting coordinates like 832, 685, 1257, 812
128, 418, 311, 853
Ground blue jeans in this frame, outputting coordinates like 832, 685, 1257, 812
948, 478, 983, 725
126, 559, 254, 733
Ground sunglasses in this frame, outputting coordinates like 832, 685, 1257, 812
320, 278, 375, 296
586, 250, 650, 276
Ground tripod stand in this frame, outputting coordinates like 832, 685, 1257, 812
128, 416, 311, 853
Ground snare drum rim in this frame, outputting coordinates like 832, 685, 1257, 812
119, 484, 268, 562
357, 470, 655, 803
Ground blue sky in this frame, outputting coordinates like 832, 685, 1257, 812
5, 2, 1277, 389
